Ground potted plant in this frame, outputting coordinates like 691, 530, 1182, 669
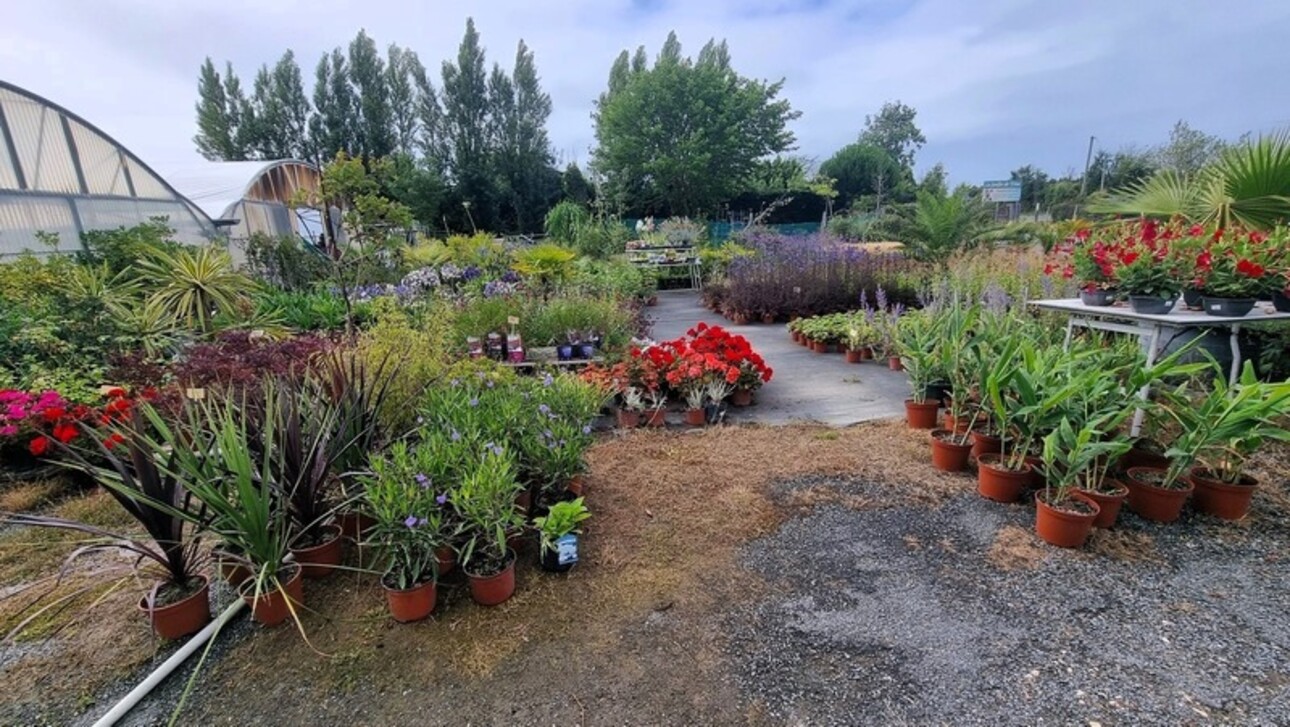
1148, 362, 1290, 520
1049, 230, 1118, 305
533, 497, 591, 573
617, 386, 644, 428
895, 311, 943, 429
1115, 249, 1181, 315
1193, 236, 1273, 317
844, 316, 876, 364
272, 385, 350, 580
455, 445, 525, 606
364, 440, 452, 623
4, 406, 211, 641
1035, 420, 1129, 547
643, 388, 668, 427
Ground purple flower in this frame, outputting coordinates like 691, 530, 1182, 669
543, 429, 554, 439
450, 378, 461, 387
450, 429, 461, 442
538, 403, 551, 415
469, 397, 479, 407
582, 425, 592, 435
418, 517, 429, 526
542, 373, 554, 387
404, 515, 418, 528
435, 493, 448, 505
415, 473, 430, 488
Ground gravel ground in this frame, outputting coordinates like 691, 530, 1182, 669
727, 476, 1290, 726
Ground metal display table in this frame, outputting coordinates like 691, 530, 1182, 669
1030, 298, 1290, 434
627, 244, 702, 290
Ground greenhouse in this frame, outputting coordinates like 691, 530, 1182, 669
162, 159, 325, 249
0, 80, 216, 256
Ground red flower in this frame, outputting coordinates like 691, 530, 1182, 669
1188, 224, 1205, 237
41, 407, 66, 423
1235, 258, 1265, 278
52, 423, 78, 443
1196, 250, 1213, 270
29, 436, 49, 456
104, 433, 126, 450
1120, 251, 1139, 266
1249, 231, 1267, 244
1075, 228, 1090, 241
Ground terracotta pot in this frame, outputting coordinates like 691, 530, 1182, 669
242, 565, 304, 627
515, 489, 533, 517
845, 349, 864, 364
466, 553, 517, 606
888, 356, 904, 371
1188, 468, 1257, 521
970, 431, 1003, 459
929, 430, 972, 472
616, 408, 641, 429
811, 341, 828, 353
1024, 456, 1046, 490
730, 387, 753, 407
976, 454, 1031, 503
791, 330, 801, 343
684, 408, 706, 426
138, 576, 211, 640
1119, 444, 1169, 473
761, 313, 776, 324
1079, 481, 1129, 529
1034, 491, 1100, 548
859, 347, 874, 360
904, 399, 940, 429
645, 409, 667, 427
567, 474, 586, 496
337, 511, 376, 541
384, 578, 437, 623
1124, 467, 1193, 523
942, 412, 972, 433
290, 524, 344, 579
436, 545, 457, 576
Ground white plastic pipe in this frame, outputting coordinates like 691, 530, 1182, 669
91, 599, 246, 727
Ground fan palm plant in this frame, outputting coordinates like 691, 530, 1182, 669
894, 190, 995, 266
1090, 131, 1290, 229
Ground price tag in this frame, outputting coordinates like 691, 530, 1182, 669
185, 388, 206, 400
507, 316, 520, 326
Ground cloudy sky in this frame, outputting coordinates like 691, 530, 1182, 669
6, 0, 1290, 185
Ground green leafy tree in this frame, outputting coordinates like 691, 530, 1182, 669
919, 163, 948, 198
859, 101, 926, 170
386, 45, 424, 156
194, 59, 237, 160
490, 40, 556, 232
1009, 164, 1050, 213
349, 30, 394, 159
309, 49, 357, 162
561, 162, 592, 204
819, 143, 907, 211
1153, 120, 1225, 176
441, 19, 495, 227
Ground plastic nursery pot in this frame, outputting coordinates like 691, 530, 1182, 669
1274, 290, 1290, 313
730, 388, 754, 407
684, 408, 707, 426
970, 431, 1003, 459
929, 429, 972, 472
138, 576, 212, 640
1182, 287, 1204, 309
616, 408, 642, 428
1079, 481, 1130, 529
859, 347, 874, 361
538, 533, 580, 573
762, 314, 776, 324
216, 549, 253, 588
942, 412, 972, 434
1127, 295, 1177, 315
515, 489, 533, 517
466, 552, 517, 606
290, 524, 344, 579
845, 349, 865, 364
888, 356, 904, 371
556, 344, 575, 361
811, 340, 828, 354
1024, 456, 1046, 490
567, 474, 586, 497
1080, 289, 1116, 306
1034, 491, 1101, 548
645, 409, 667, 428
1202, 297, 1256, 318
436, 545, 457, 577
383, 577, 437, 624
1188, 468, 1258, 521
578, 343, 597, 359
241, 565, 305, 627
904, 399, 940, 429
976, 454, 1031, 503
1119, 444, 1169, 473
1124, 467, 1194, 523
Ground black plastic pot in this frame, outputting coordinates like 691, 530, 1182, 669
1182, 287, 1203, 309
1128, 295, 1176, 315
1079, 289, 1115, 306
578, 343, 597, 359
539, 533, 579, 573
1202, 297, 1256, 318
922, 383, 950, 404
1275, 290, 1290, 313
556, 344, 574, 361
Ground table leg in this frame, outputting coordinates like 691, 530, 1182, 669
1130, 324, 1163, 437
1229, 324, 1242, 386
1063, 317, 1076, 351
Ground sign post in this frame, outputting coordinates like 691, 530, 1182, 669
981, 179, 1023, 222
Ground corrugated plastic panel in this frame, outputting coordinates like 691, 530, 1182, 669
0, 192, 79, 255
67, 118, 131, 196
125, 156, 170, 199
74, 197, 213, 245
0, 126, 17, 189
0, 90, 81, 194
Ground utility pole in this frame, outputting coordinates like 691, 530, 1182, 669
1074, 135, 1096, 219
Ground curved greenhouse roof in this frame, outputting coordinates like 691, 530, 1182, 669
162, 159, 324, 244
0, 79, 216, 256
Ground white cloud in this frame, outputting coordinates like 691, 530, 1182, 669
5, 0, 1290, 186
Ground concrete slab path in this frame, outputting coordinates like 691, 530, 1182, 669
648, 290, 908, 426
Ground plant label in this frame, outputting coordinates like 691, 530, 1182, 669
507, 316, 520, 325
557, 534, 578, 566
186, 388, 206, 400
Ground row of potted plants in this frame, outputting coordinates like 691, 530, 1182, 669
581, 323, 773, 427
897, 299, 1290, 548
1048, 220, 1290, 316
786, 307, 905, 369
1, 358, 607, 639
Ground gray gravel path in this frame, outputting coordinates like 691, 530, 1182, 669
649, 291, 907, 425
728, 476, 1290, 726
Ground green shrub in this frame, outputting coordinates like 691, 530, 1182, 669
241, 233, 329, 290
544, 201, 589, 245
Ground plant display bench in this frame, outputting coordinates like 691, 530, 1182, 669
1030, 298, 1290, 434
627, 243, 702, 290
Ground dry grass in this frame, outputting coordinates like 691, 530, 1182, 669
0, 480, 62, 513
987, 525, 1049, 571
1084, 529, 1164, 564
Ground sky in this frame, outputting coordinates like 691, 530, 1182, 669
5, 0, 1290, 186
